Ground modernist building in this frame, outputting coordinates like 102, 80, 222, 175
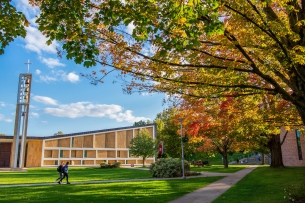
0, 124, 156, 168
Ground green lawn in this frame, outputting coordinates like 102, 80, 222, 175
0, 167, 152, 184
1, 166, 303, 203
186, 152, 254, 165
0, 169, 222, 203
190, 165, 249, 173
213, 166, 305, 203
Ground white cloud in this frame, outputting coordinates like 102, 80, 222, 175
30, 112, 39, 118
140, 92, 155, 96
15, 0, 39, 20
29, 105, 36, 109
33, 96, 58, 105
39, 56, 65, 68
0, 102, 5, 107
126, 22, 135, 35
24, 26, 58, 54
35, 69, 41, 75
61, 72, 80, 83
108, 110, 149, 123
39, 75, 57, 83
43, 102, 150, 122
41, 121, 48, 124
0, 114, 13, 122
37, 70, 79, 83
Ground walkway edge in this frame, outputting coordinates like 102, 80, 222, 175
168, 166, 258, 203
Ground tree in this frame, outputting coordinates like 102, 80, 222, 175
0, 1, 28, 54
129, 129, 157, 167
179, 94, 303, 167
154, 108, 182, 158
53, 131, 63, 136
180, 98, 255, 168
133, 120, 151, 126
154, 108, 202, 158
0, 134, 6, 136
31, 0, 305, 127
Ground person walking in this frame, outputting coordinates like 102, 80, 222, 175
55, 162, 64, 183
58, 162, 70, 184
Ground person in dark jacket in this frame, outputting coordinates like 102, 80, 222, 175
55, 162, 64, 183
58, 162, 70, 184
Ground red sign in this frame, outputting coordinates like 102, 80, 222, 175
158, 141, 163, 154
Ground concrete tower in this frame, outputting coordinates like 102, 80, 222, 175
10, 60, 32, 169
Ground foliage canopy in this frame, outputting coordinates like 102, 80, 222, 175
30, 0, 305, 125
0, 1, 28, 55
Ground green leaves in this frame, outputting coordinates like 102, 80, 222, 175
129, 129, 157, 162
0, 1, 27, 55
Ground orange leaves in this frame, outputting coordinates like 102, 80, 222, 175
219, 97, 234, 111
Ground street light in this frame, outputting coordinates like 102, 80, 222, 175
178, 118, 186, 179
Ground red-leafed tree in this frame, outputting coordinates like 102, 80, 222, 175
177, 95, 303, 168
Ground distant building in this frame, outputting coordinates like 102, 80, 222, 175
0, 124, 156, 168
280, 127, 305, 166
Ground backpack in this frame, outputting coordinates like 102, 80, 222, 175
63, 165, 68, 173
57, 165, 62, 172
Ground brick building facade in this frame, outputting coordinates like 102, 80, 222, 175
280, 127, 305, 166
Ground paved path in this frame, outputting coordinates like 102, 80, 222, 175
0, 166, 258, 203
168, 165, 258, 203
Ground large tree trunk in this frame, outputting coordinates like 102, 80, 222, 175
262, 153, 265, 165
267, 134, 284, 168
222, 152, 229, 168
221, 144, 229, 168
215, 139, 229, 168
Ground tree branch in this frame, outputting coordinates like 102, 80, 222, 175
280, 130, 289, 146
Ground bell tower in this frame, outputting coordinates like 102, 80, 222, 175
10, 60, 32, 169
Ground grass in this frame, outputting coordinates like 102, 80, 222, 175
0, 167, 152, 185
186, 152, 253, 165
190, 164, 249, 173
213, 166, 305, 203
0, 170, 223, 203
136, 164, 248, 173
2, 166, 303, 203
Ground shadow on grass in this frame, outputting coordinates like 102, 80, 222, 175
0, 177, 224, 203
0, 168, 153, 185
190, 165, 250, 173
213, 166, 305, 203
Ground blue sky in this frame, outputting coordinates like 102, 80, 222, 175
0, 1, 166, 136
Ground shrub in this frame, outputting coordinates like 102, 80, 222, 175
100, 162, 121, 169
149, 158, 190, 178
113, 162, 121, 168
100, 162, 108, 169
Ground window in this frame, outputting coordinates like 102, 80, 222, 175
296, 130, 303, 160
60, 150, 63, 158
84, 150, 87, 158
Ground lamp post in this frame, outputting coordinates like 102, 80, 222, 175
178, 118, 185, 179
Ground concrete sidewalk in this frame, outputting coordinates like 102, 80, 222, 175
168, 165, 258, 203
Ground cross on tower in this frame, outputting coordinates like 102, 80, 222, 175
24, 59, 31, 73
